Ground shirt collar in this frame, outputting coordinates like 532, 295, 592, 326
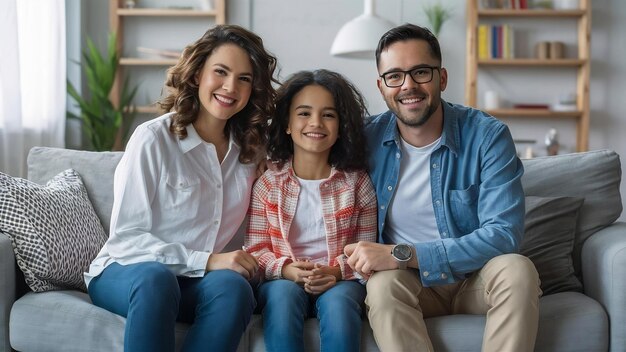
179, 123, 239, 155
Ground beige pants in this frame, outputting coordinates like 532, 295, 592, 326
366, 254, 542, 352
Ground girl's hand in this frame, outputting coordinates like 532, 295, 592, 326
303, 273, 336, 295
303, 264, 341, 295
282, 261, 315, 284
206, 250, 258, 279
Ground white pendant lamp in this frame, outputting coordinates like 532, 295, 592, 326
330, 0, 396, 59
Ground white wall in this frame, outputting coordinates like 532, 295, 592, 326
83, 0, 626, 220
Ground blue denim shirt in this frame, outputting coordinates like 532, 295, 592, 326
365, 101, 525, 286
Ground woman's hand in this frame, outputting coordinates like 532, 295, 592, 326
206, 250, 258, 279
282, 261, 315, 284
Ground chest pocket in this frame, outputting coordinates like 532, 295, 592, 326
448, 184, 479, 234
164, 174, 201, 213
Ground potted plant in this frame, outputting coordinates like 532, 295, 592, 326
67, 32, 138, 151
423, 1, 453, 37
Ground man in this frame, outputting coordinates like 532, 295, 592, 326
345, 24, 541, 352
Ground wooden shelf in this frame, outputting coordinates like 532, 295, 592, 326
465, 0, 591, 152
120, 58, 178, 66
116, 8, 219, 16
109, 0, 226, 134
478, 9, 586, 17
487, 109, 582, 118
478, 58, 585, 66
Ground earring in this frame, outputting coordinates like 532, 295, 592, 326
286, 130, 291, 134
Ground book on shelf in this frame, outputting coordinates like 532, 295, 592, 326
478, 24, 515, 59
136, 47, 182, 59
480, 0, 529, 9
513, 104, 550, 109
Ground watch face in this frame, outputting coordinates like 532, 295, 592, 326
393, 244, 412, 261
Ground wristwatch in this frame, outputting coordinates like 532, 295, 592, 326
391, 243, 413, 269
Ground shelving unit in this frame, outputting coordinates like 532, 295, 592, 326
109, 0, 226, 115
465, 0, 591, 152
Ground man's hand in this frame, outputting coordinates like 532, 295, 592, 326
344, 241, 398, 280
282, 261, 315, 284
206, 250, 258, 279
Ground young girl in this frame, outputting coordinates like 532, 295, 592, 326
84, 25, 278, 351
245, 69, 377, 352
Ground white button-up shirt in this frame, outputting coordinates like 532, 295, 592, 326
85, 113, 256, 287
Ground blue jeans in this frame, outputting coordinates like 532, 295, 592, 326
257, 279, 365, 352
88, 262, 255, 352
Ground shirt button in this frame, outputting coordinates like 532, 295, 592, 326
380, 205, 385, 210
441, 273, 448, 279
217, 184, 221, 188
422, 271, 429, 277
387, 186, 393, 191
214, 220, 219, 225
179, 182, 184, 187
435, 200, 441, 206
442, 231, 447, 237
432, 163, 438, 169
396, 153, 400, 159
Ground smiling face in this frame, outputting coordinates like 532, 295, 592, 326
377, 39, 447, 129
286, 84, 339, 162
196, 43, 253, 123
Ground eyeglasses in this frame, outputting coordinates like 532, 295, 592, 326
379, 66, 441, 88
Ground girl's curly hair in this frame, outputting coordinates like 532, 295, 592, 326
268, 69, 369, 171
159, 24, 279, 164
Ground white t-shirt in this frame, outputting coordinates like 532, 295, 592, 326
84, 113, 257, 287
289, 177, 328, 263
384, 136, 441, 245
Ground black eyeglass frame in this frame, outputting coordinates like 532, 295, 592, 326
379, 65, 441, 88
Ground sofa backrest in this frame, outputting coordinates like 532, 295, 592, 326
521, 149, 622, 273
27, 147, 123, 234
27, 147, 622, 273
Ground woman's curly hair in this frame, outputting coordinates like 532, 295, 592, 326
159, 24, 279, 164
268, 69, 369, 171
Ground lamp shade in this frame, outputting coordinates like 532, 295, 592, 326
330, 0, 395, 59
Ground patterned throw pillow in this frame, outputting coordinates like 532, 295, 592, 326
0, 169, 107, 292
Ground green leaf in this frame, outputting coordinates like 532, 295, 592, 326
66, 32, 139, 151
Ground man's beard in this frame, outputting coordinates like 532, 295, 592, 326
394, 96, 439, 128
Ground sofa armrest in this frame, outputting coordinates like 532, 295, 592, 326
0, 232, 16, 351
582, 221, 626, 352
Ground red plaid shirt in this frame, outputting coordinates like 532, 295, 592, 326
244, 162, 377, 280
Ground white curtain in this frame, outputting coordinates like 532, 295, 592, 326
0, 0, 66, 178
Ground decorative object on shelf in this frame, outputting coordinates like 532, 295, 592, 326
553, 0, 579, 10
535, 41, 550, 59
423, 1, 453, 37
552, 92, 577, 111
514, 139, 536, 159
136, 46, 182, 59
198, 0, 214, 10
550, 41, 565, 59
330, 0, 395, 59
545, 128, 560, 156
125, 0, 136, 9
484, 90, 501, 109
67, 32, 138, 151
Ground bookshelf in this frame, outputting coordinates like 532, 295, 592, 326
109, 0, 226, 115
465, 0, 591, 152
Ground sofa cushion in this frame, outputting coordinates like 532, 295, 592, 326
521, 150, 622, 274
0, 169, 106, 292
27, 147, 123, 234
520, 196, 584, 295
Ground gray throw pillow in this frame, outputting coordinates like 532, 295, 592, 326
0, 169, 107, 292
520, 196, 584, 295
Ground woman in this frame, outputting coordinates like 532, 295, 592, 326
84, 25, 278, 352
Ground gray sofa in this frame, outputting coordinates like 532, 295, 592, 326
1, 147, 624, 352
